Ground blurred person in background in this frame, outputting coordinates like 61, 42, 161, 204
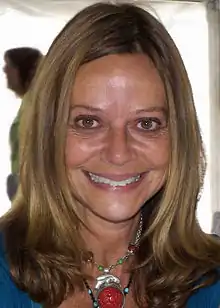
3, 47, 43, 201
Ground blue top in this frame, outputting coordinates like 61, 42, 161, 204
0, 235, 220, 307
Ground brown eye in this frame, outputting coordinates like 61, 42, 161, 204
75, 116, 100, 129
137, 118, 161, 131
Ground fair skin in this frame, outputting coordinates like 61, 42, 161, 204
62, 53, 169, 307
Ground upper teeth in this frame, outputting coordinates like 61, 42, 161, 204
89, 172, 141, 187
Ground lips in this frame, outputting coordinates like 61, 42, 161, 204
84, 171, 144, 181
83, 170, 146, 191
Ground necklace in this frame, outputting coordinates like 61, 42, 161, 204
84, 214, 143, 308
84, 275, 133, 308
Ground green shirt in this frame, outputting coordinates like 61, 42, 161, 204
9, 105, 22, 175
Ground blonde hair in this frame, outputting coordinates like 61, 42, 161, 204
1, 2, 220, 307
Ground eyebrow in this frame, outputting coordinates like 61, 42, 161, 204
70, 105, 166, 114
135, 107, 167, 114
70, 105, 103, 113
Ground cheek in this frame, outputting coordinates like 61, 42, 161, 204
65, 136, 91, 167
156, 138, 169, 162
158, 139, 170, 165
65, 134, 104, 168
142, 137, 170, 168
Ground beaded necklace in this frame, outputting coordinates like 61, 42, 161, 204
83, 214, 143, 308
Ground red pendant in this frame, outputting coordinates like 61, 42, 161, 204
128, 244, 137, 254
97, 286, 124, 308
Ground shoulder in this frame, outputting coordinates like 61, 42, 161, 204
187, 270, 220, 308
0, 233, 41, 308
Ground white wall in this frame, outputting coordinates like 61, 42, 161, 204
0, 11, 67, 215
0, 4, 211, 232
157, 4, 211, 232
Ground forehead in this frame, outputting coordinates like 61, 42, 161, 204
72, 53, 166, 111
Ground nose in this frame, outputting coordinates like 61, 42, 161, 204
101, 127, 134, 166
3, 63, 8, 74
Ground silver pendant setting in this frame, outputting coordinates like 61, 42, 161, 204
95, 274, 125, 308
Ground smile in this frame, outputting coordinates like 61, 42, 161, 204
88, 172, 141, 187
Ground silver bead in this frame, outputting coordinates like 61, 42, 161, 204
103, 268, 110, 274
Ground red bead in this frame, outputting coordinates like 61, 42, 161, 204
128, 244, 137, 254
97, 286, 124, 308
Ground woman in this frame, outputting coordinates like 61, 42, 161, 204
0, 2, 220, 308
3, 47, 43, 200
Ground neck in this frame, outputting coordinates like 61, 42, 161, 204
80, 212, 141, 267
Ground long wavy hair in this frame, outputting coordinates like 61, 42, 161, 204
1, 2, 220, 307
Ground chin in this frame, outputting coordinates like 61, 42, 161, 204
96, 212, 139, 224
88, 201, 142, 223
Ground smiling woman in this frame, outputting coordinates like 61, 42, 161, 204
0, 2, 219, 308
65, 53, 169, 223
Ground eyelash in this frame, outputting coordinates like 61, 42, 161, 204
73, 115, 101, 129
136, 118, 162, 131
71, 116, 163, 131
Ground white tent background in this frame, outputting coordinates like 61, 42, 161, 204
0, 0, 211, 233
